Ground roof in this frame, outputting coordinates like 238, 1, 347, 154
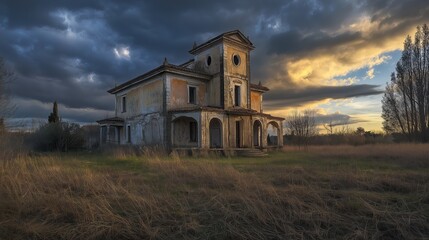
169, 106, 258, 115
168, 106, 284, 120
96, 117, 124, 125
250, 83, 270, 92
226, 108, 258, 115
168, 106, 224, 113
260, 113, 285, 121
178, 59, 194, 68
189, 30, 254, 55
108, 62, 212, 94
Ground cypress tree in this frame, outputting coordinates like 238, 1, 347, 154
48, 101, 60, 123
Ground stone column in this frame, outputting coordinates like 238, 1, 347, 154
106, 125, 110, 143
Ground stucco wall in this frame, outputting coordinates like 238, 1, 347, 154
168, 77, 207, 109
170, 111, 201, 148
224, 44, 247, 76
226, 115, 252, 148
119, 113, 164, 146
223, 43, 249, 109
115, 79, 163, 118
250, 90, 262, 112
206, 75, 220, 107
200, 112, 228, 149
193, 43, 222, 75
193, 44, 222, 107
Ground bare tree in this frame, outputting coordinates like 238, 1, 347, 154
285, 109, 318, 147
0, 58, 14, 133
323, 120, 334, 135
382, 24, 429, 142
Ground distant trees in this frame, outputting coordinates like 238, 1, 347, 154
285, 109, 318, 147
382, 24, 429, 142
32, 122, 85, 151
32, 101, 84, 151
0, 58, 14, 133
355, 127, 365, 136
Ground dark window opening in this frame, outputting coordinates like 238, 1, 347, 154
234, 85, 240, 106
122, 96, 127, 112
233, 54, 240, 66
189, 86, 196, 104
127, 125, 131, 143
206, 56, 212, 66
236, 121, 241, 147
189, 121, 197, 142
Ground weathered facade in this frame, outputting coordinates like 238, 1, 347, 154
97, 30, 284, 152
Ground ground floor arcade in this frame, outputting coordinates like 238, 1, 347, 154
97, 109, 284, 152
170, 109, 284, 150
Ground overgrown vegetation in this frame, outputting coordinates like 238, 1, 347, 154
27, 102, 86, 151
30, 122, 85, 151
0, 57, 14, 130
285, 110, 318, 147
0, 142, 428, 239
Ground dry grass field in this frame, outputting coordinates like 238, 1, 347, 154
0, 142, 428, 239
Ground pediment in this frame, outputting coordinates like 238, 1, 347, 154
223, 31, 253, 46
189, 30, 254, 55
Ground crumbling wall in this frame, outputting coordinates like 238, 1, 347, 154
207, 75, 221, 107
193, 43, 222, 75
170, 112, 201, 148
167, 77, 207, 109
125, 113, 165, 146
226, 115, 252, 148
200, 112, 227, 149
223, 43, 249, 109
115, 79, 163, 118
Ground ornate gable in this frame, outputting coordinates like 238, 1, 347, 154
189, 30, 254, 55
223, 31, 253, 47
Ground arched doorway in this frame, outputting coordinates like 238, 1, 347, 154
172, 116, 198, 147
253, 120, 262, 147
267, 121, 280, 146
209, 118, 222, 148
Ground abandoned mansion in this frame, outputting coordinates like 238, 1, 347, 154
97, 30, 284, 151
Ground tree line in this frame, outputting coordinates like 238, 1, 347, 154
382, 24, 429, 142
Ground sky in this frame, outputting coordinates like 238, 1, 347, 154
1, 0, 429, 132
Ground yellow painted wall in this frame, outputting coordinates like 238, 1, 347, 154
250, 90, 262, 112
223, 43, 249, 109
169, 78, 206, 109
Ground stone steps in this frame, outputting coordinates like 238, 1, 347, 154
236, 148, 268, 157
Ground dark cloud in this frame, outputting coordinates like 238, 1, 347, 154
12, 98, 111, 123
365, 0, 429, 26
265, 0, 429, 58
314, 112, 367, 126
0, 0, 427, 124
277, 0, 363, 32
264, 84, 384, 109
268, 30, 361, 55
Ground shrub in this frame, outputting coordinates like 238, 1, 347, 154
31, 122, 84, 151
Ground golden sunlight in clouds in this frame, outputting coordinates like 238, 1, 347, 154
347, 113, 385, 133
264, 16, 419, 131
267, 16, 417, 89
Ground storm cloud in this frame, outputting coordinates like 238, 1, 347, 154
264, 84, 384, 109
0, 0, 428, 125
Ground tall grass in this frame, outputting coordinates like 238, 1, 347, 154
0, 144, 428, 239
283, 144, 429, 167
